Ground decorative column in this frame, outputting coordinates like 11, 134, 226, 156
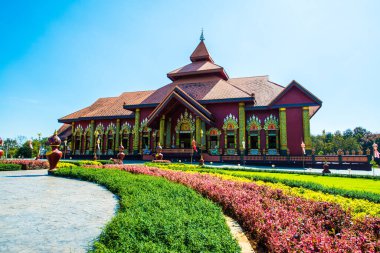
133, 109, 140, 154
159, 115, 165, 146
195, 116, 201, 146
71, 122, 75, 154
115, 119, 120, 150
201, 121, 206, 147
303, 107, 312, 154
165, 118, 171, 148
90, 120, 95, 154
279, 108, 288, 155
238, 102, 246, 153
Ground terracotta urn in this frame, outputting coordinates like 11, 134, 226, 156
0, 137, 3, 159
46, 131, 62, 172
199, 155, 204, 166
117, 145, 126, 161
322, 162, 331, 174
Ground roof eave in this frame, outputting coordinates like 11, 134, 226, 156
58, 114, 135, 123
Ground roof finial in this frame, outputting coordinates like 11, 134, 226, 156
200, 28, 205, 41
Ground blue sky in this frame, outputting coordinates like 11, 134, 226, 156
0, 0, 379, 139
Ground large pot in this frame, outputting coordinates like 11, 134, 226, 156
46, 131, 62, 172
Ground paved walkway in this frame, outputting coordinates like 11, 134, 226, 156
0, 170, 117, 253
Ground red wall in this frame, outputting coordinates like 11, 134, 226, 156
205, 102, 239, 148
286, 107, 304, 155
274, 86, 315, 105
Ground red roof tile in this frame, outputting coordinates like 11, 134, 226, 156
228, 76, 285, 106
190, 41, 214, 62
58, 90, 154, 122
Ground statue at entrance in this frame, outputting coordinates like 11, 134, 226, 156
155, 142, 163, 160
373, 143, 380, 159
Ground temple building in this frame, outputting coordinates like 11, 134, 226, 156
58, 34, 322, 162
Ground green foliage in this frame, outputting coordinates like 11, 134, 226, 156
312, 127, 380, 154
15, 142, 32, 158
370, 160, 379, 168
96, 160, 115, 165
52, 167, 240, 253
56, 162, 77, 169
0, 164, 22, 171
69, 160, 103, 166
2, 138, 18, 158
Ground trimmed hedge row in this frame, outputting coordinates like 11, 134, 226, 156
0, 163, 22, 171
52, 167, 240, 253
0, 159, 49, 170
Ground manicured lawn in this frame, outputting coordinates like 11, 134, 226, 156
53, 167, 240, 253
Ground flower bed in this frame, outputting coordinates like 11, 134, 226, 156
147, 163, 380, 203
122, 165, 379, 252
0, 159, 49, 170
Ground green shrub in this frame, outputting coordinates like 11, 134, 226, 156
52, 167, 240, 253
96, 159, 115, 165
0, 163, 22, 171
56, 162, 77, 169
69, 160, 103, 166
370, 160, 378, 168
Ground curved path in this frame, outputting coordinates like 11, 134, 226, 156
0, 170, 117, 253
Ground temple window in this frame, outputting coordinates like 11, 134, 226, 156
105, 123, 116, 155
139, 118, 151, 154
75, 135, 81, 155
85, 130, 91, 155
107, 131, 114, 154
246, 115, 262, 155
175, 110, 195, 149
222, 114, 238, 155
95, 123, 105, 155
120, 122, 131, 154
264, 115, 279, 155
206, 128, 221, 155
73, 125, 83, 155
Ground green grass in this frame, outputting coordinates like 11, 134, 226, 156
147, 163, 380, 203
53, 167, 240, 253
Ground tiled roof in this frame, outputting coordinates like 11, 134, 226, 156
57, 124, 70, 135
167, 61, 228, 81
168, 61, 222, 75
167, 41, 228, 81
140, 77, 253, 105
58, 90, 154, 122
57, 124, 71, 140
228, 76, 285, 106
190, 41, 214, 62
